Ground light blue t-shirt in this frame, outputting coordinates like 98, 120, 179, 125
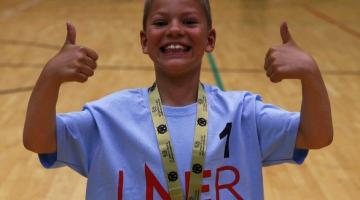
39, 85, 308, 200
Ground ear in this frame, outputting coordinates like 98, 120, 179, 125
205, 28, 216, 52
140, 30, 148, 54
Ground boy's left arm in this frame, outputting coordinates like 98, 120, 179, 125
264, 22, 333, 149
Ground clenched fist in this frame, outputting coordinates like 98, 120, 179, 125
264, 22, 320, 83
42, 22, 99, 85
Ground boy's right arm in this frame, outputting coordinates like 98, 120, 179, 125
23, 22, 98, 153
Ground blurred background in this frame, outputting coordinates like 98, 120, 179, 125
0, 0, 359, 199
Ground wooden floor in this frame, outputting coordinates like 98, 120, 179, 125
0, 0, 359, 199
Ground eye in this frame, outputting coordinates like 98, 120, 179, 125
152, 20, 167, 27
183, 18, 198, 26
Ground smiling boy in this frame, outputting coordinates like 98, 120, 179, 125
23, 0, 333, 199
141, 0, 216, 108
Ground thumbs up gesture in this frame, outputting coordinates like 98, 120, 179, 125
264, 22, 319, 83
43, 22, 98, 85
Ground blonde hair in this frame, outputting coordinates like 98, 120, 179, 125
142, 0, 212, 30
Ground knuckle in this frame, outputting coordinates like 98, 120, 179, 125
266, 49, 272, 56
269, 53, 276, 60
78, 46, 86, 52
275, 67, 283, 74
266, 71, 272, 77
70, 60, 78, 68
77, 52, 86, 60
94, 52, 99, 60
74, 61, 82, 69
270, 73, 283, 83
72, 45, 82, 52
79, 75, 88, 83
269, 46, 278, 52
272, 67, 279, 73
270, 76, 277, 82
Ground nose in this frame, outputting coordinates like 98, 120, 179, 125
166, 20, 184, 37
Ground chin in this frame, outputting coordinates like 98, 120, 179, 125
157, 62, 200, 77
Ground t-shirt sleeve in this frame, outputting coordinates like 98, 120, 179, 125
38, 107, 99, 177
255, 96, 308, 166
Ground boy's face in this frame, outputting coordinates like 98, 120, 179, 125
140, 0, 216, 77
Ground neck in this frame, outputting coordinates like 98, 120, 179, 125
155, 71, 200, 107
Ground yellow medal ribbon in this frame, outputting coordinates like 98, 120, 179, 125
149, 83, 208, 200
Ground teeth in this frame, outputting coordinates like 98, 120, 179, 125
165, 44, 186, 50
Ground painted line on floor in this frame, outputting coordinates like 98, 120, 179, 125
0, 86, 33, 95
1, 63, 359, 75
207, 53, 225, 90
304, 5, 360, 39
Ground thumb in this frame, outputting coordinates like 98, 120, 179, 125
64, 22, 76, 45
280, 22, 295, 45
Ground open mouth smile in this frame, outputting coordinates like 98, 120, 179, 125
160, 43, 192, 54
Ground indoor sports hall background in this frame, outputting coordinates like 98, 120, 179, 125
0, 0, 359, 199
